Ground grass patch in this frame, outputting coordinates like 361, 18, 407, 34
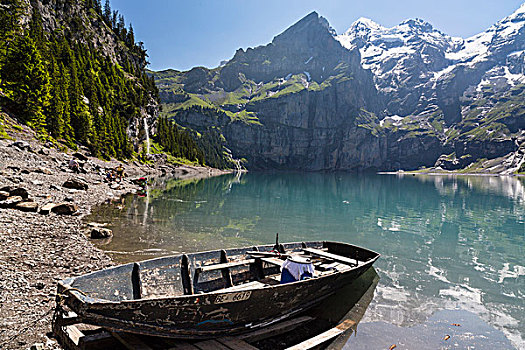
166, 155, 201, 166
0, 113, 8, 139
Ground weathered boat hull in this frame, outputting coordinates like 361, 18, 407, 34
58, 241, 379, 339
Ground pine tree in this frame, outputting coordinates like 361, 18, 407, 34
117, 14, 125, 37
0, 0, 23, 90
112, 10, 118, 29
46, 55, 65, 138
103, 0, 111, 24
68, 59, 92, 143
1, 1, 219, 165
94, 0, 102, 13
1, 34, 50, 132
127, 23, 135, 47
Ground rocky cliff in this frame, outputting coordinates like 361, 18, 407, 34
155, 6, 525, 173
336, 4, 525, 173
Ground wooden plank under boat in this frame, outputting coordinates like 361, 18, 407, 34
56, 241, 379, 339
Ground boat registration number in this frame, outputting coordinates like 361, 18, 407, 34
215, 291, 252, 304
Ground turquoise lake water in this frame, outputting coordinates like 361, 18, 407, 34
89, 173, 524, 349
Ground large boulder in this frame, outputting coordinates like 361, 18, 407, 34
38, 148, 50, 156
9, 140, 31, 151
90, 227, 113, 239
10, 187, 29, 199
72, 152, 89, 161
51, 203, 78, 215
39, 203, 56, 215
34, 167, 53, 175
0, 196, 23, 208
0, 191, 9, 200
63, 178, 88, 191
16, 201, 39, 212
0, 185, 14, 193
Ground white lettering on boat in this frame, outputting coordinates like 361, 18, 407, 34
215, 291, 252, 304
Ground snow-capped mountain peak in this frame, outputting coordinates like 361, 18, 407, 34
336, 15, 459, 89
334, 3, 525, 118
347, 17, 384, 33
398, 18, 435, 33
447, 2, 525, 63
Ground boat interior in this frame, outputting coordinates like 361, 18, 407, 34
62, 241, 379, 303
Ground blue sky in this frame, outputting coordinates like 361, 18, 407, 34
110, 0, 524, 71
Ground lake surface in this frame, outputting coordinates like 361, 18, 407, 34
89, 172, 524, 349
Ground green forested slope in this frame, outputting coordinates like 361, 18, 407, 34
0, 0, 157, 158
0, 0, 232, 168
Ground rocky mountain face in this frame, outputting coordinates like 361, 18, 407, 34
337, 17, 463, 118
156, 5, 525, 173
337, 4, 525, 172
25, 0, 132, 65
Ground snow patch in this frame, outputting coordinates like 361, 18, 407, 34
446, 31, 491, 62
508, 50, 525, 57
379, 115, 404, 127
476, 66, 525, 91
503, 66, 525, 86
498, 263, 525, 283
447, 3, 525, 63
377, 35, 404, 43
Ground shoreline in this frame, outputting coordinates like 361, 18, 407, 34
378, 170, 525, 177
0, 133, 233, 350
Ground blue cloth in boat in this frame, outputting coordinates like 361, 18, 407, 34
280, 257, 314, 284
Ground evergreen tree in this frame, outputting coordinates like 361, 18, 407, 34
0, 0, 22, 89
117, 14, 125, 37
112, 10, 118, 29
0, 34, 50, 132
127, 23, 135, 47
94, 0, 102, 14
46, 55, 65, 138
103, 0, 111, 24
68, 59, 92, 143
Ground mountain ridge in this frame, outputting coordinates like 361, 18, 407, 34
154, 3, 525, 173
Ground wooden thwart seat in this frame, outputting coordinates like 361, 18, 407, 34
194, 251, 256, 289
260, 257, 284, 267
195, 259, 256, 274
302, 248, 358, 267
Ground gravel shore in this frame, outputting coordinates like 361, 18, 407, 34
0, 128, 231, 349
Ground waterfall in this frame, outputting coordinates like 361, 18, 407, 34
233, 159, 242, 183
234, 159, 241, 173
143, 117, 150, 155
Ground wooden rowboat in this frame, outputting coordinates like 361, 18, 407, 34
56, 240, 379, 339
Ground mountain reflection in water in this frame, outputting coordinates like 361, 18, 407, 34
88, 173, 525, 349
